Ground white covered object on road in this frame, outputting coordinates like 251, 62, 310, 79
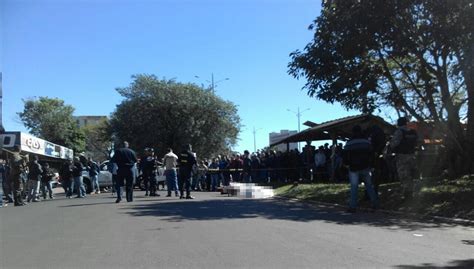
222, 183, 274, 199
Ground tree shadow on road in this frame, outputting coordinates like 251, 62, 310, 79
59, 202, 114, 207
394, 259, 474, 268
121, 197, 472, 231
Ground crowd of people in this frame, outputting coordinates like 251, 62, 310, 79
0, 146, 103, 207
1, 117, 418, 213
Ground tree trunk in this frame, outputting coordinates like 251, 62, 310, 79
463, 60, 474, 178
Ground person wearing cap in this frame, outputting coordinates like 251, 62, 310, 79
390, 117, 418, 198
111, 141, 138, 203
178, 144, 197, 199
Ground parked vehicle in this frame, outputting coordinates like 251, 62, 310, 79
81, 161, 166, 193
82, 161, 113, 194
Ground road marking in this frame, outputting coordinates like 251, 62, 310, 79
413, 234, 424, 237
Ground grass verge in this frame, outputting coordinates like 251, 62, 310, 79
275, 175, 474, 220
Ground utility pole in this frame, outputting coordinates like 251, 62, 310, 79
0, 72, 4, 133
287, 107, 310, 151
253, 126, 262, 152
195, 73, 229, 94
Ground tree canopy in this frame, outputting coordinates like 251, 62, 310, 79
82, 119, 111, 162
18, 97, 86, 153
289, 0, 474, 174
110, 74, 241, 158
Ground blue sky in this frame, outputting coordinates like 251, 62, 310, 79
1, 0, 358, 153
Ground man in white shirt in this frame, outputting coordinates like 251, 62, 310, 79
163, 148, 179, 197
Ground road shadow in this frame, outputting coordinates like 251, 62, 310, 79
121, 197, 470, 231
394, 259, 474, 268
59, 202, 114, 207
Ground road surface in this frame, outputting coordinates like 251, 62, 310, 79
1, 190, 473, 269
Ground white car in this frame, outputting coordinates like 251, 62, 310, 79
82, 161, 113, 193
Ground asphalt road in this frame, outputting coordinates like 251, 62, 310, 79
1, 189, 473, 269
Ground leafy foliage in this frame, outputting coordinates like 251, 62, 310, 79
18, 97, 85, 153
110, 74, 241, 158
289, 0, 474, 174
82, 119, 112, 161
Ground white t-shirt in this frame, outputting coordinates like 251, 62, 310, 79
163, 152, 178, 170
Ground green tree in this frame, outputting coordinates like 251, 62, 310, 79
289, 0, 473, 176
18, 97, 85, 153
82, 119, 112, 162
110, 74, 241, 158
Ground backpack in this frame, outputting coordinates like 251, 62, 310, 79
393, 128, 418, 154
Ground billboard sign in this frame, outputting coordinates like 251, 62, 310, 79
0, 132, 73, 160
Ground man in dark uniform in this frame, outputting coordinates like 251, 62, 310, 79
390, 117, 418, 198
111, 141, 137, 203
178, 144, 197, 199
141, 148, 159, 197
9, 145, 27, 206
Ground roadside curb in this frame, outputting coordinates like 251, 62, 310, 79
274, 196, 474, 226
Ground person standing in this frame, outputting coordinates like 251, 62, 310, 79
163, 148, 179, 197
390, 117, 418, 199
141, 148, 159, 197
314, 146, 327, 181
8, 146, 27, 206
343, 125, 379, 213
242, 150, 252, 183
107, 160, 118, 197
40, 162, 54, 200
111, 141, 138, 203
178, 144, 197, 199
72, 157, 86, 198
88, 157, 101, 194
208, 158, 219, 192
0, 160, 4, 207
27, 155, 42, 202
60, 160, 74, 198
1, 159, 14, 205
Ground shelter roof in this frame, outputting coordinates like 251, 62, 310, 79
270, 114, 396, 147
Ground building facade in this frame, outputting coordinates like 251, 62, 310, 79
74, 116, 107, 128
269, 130, 298, 152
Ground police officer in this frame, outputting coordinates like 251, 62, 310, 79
9, 145, 27, 206
142, 148, 159, 197
178, 144, 197, 199
390, 117, 418, 198
111, 141, 138, 203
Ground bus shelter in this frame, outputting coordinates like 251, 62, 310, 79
270, 114, 396, 180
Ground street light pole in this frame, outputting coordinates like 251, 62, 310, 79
287, 107, 310, 151
0, 72, 4, 133
195, 73, 229, 94
253, 126, 262, 153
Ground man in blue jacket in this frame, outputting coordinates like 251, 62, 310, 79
343, 125, 379, 213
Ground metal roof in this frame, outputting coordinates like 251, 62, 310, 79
270, 114, 396, 147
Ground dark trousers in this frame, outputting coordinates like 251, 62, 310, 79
178, 173, 191, 197
144, 173, 156, 195
12, 174, 24, 205
2, 176, 14, 202
117, 168, 134, 202
63, 179, 73, 197
41, 181, 54, 199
